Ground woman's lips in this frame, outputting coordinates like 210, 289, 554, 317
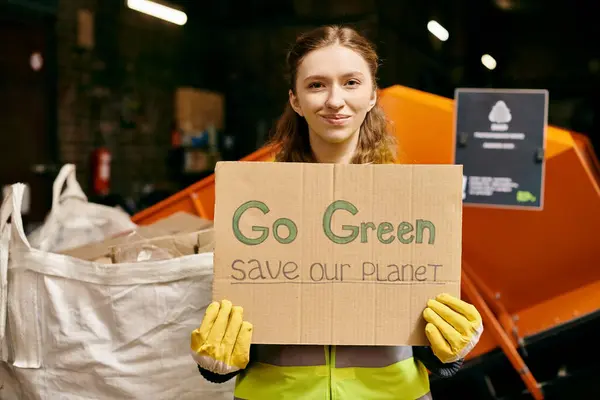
320, 114, 351, 125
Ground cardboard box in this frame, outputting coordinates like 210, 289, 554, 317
213, 161, 463, 346
175, 87, 224, 133
111, 228, 214, 263
60, 211, 213, 262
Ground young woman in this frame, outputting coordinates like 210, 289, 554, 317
191, 25, 483, 399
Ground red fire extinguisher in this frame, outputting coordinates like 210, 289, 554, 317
91, 147, 111, 196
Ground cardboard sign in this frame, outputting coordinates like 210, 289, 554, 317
213, 162, 463, 346
454, 88, 548, 210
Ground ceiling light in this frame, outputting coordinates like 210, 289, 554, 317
126, 0, 187, 26
481, 54, 497, 70
427, 20, 449, 42
30, 52, 43, 71
494, 0, 514, 10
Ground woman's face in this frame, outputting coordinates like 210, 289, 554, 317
289, 44, 377, 145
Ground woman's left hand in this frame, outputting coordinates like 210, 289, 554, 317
423, 293, 483, 363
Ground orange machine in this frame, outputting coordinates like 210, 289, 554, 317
133, 85, 600, 399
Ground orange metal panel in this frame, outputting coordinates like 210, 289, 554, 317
514, 279, 600, 338
573, 132, 600, 182
462, 271, 544, 400
377, 86, 600, 372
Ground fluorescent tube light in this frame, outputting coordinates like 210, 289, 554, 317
481, 54, 497, 70
127, 0, 187, 26
427, 20, 449, 42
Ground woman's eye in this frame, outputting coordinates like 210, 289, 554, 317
308, 82, 323, 89
346, 79, 360, 86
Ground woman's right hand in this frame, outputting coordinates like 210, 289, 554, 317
190, 299, 253, 375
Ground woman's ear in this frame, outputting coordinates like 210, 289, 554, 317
368, 89, 377, 111
289, 90, 304, 116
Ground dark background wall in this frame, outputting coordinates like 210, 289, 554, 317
56, 0, 183, 197
2, 0, 599, 200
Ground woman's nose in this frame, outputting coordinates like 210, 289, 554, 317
325, 86, 344, 109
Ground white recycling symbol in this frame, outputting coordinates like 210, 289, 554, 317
489, 100, 511, 131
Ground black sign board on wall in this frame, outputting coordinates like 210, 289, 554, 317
453, 88, 548, 210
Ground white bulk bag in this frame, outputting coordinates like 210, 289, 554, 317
27, 164, 137, 252
0, 183, 234, 400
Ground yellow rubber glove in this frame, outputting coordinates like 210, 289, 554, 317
190, 299, 253, 375
423, 293, 483, 363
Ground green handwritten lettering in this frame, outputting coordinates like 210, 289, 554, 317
377, 222, 395, 244
416, 219, 435, 244
397, 222, 414, 244
273, 218, 298, 244
232, 200, 270, 245
323, 200, 359, 244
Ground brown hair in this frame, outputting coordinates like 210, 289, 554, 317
267, 25, 397, 164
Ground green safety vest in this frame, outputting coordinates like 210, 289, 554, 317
233, 344, 431, 400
